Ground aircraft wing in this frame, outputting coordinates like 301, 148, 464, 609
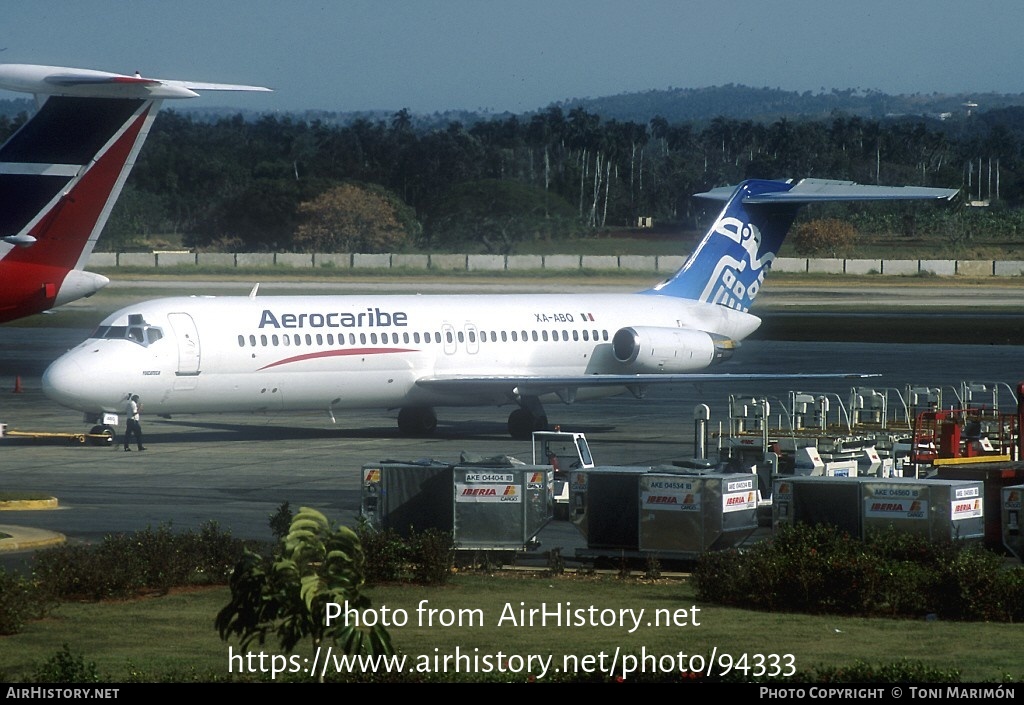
415, 372, 879, 400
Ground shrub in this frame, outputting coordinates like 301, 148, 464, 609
31, 522, 253, 601
0, 569, 55, 635
931, 545, 1011, 621
790, 218, 857, 257
693, 523, 1024, 622
32, 644, 101, 684
407, 528, 455, 586
801, 658, 962, 684
358, 525, 412, 584
356, 522, 455, 586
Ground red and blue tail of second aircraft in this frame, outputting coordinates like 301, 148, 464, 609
0, 63, 270, 324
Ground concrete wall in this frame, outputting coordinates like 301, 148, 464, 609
313, 253, 352, 269
86, 251, 1024, 278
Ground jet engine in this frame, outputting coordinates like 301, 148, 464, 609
611, 326, 736, 373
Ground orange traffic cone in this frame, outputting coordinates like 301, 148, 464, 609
13, 376, 22, 393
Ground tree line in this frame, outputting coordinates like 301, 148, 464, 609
3, 105, 1022, 254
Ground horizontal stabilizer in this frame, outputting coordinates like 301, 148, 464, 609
0, 64, 272, 99
160, 79, 274, 93
695, 178, 958, 203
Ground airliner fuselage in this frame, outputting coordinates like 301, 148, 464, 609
43, 291, 758, 419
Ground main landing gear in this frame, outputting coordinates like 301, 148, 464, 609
507, 408, 548, 440
395, 402, 550, 439
397, 406, 437, 436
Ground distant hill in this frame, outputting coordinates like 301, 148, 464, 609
550, 85, 1024, 125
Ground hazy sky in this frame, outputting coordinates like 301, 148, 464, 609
3, 1, 1022, 115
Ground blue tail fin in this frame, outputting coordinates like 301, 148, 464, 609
645, 178, 959, 311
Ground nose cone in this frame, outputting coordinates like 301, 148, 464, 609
43, 351, 114, 412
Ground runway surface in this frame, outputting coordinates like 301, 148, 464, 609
2, 278, 1023, 566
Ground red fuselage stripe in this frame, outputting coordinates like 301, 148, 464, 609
256, 347, 417, 370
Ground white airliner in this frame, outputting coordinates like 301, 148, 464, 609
0, 63, 270, 323
42, 178, 957, 439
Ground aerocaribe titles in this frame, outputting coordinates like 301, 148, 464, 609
258, 308, 409, 329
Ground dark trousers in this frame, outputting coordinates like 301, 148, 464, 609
124, 419, 143, 450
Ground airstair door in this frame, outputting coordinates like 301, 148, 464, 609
167, 312, 201, 379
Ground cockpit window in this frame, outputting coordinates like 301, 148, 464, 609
90, 316, 163, 348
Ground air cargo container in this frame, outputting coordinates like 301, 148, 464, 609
572, 466, 759, 560
772, 476, 984, 543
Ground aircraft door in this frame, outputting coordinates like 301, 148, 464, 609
167, 313, 201, 376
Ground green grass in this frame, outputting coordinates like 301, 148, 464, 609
1, 573, 1020, 683
0, 492, 53, 502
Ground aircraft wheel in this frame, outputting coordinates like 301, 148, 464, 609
508, 408, 546, 439
89, 424, 116, 446
397, 406, 437, 436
